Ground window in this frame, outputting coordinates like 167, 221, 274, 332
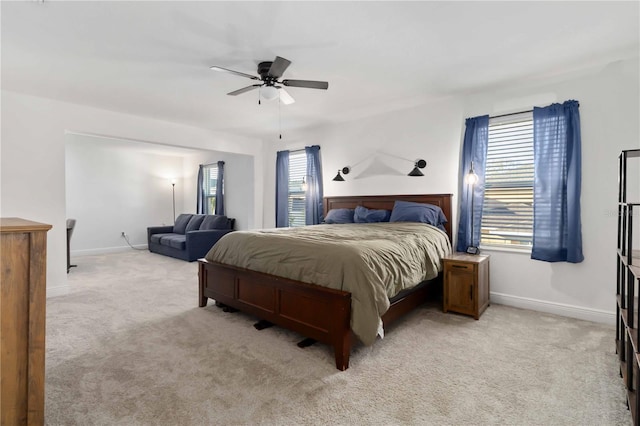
480, 112, 534, 249
202, 164, 218, 215
288, 151, 307, 227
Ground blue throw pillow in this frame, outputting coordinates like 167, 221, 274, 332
354, 206, 391, 223
200, 215, 229, 230
324, 208, 355, 224
185, 215, 206, 232
389, 200, 448, 230
173, 214, 193, 234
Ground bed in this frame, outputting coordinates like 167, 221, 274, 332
198, 194, 453, 370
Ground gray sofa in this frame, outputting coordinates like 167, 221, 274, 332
147, 213, 235, 261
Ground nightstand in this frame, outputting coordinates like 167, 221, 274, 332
443, 253, 490, 319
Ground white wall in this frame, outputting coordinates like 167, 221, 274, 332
262, 95, 465, 228
182, 151, 255, 230
261, 57, 640, 323
65, 134, 185, 254
1, 90, 263, 296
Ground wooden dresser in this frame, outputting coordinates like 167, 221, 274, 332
1, 218, 52, 425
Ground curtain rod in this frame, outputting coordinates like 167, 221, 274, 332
201, 161, 225, 167
490, 109, 533, 119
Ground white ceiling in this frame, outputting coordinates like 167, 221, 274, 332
2, 1, 638, 140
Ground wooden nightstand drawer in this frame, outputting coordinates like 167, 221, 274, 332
446, 262, 474, 272
443, 253, 490, 319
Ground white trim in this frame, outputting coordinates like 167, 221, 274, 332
71, 245, 148, 257
491, 292, 615, 325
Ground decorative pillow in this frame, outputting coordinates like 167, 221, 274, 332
173, 214, 193, 234
324, 208, 355, 224
185, 214, 205, 232
200, 215, 229, 230
389, 200, 448, 230
354, 206, 391, 223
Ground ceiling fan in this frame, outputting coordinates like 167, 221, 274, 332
210, 56, 329, 105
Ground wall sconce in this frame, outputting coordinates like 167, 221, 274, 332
408, 159, 427, 177
332, 167, 351, 181
333, 155, 426, 181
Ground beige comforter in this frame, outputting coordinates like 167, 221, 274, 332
205, 222, 452, 345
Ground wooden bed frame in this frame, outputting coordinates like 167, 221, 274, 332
198, 194, 452, 370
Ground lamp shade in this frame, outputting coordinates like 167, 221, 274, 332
333, 170, 345, 181
408, 167, 424, 177
261, 86, 279, 101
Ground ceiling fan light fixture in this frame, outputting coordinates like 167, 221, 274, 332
261, 86, 279, 101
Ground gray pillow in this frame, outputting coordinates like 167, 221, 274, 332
173, 214, 193, 234
200, 215, 229, 230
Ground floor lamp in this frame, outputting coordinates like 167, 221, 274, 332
465, 161, 480, 255
171, 179, 176, 224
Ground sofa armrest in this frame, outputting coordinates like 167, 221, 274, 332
185, 229, 234, 260
148, 225, 174, 241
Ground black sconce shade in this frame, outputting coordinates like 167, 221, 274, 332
408, 159, 427, 176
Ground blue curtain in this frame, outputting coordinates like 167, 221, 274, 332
456, 115, 489, 252
196, 164, 205, 214
304, 145, 324, 225
275, 150, 290, 227
215, 161, 225, 215
532, 100, 583, 263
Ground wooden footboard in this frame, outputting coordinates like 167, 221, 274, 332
199, 260, 352, 370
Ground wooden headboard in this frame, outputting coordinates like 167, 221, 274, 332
323, 194, 453, 242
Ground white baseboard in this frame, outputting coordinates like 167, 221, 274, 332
490, 292, 615, 325
71, 245, 148, 257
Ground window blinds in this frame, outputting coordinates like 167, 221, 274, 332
481, 117, 534, 247
288, 151, 307, 227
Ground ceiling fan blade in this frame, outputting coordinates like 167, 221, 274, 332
210, 66, 259, 80
227, 84, 262, 96
277, 87, 295, 105
282, 79, 329, 90
268, 56, 291, 78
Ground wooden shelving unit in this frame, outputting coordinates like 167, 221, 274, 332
617, 149, 640, 425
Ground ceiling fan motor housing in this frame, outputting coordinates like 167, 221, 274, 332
257, 61, 276, 85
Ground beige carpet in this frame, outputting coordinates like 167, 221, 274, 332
46, 251, 630, 425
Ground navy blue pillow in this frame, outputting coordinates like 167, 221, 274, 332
173, 214, 193, 234
389, 201, 448, 230
185, 214, 205, 232
324, 208, 355, 224
200, 215, 229, 230
354, 206, 391, 223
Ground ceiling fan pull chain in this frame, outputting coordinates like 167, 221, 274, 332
258, 87, 261, 105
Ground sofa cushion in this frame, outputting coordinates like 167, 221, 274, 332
149, 233, 174, 244
161, 234, 186, 250
173, 214, 193, 234
185, 215, 206, 232
200, 215, 229, 230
